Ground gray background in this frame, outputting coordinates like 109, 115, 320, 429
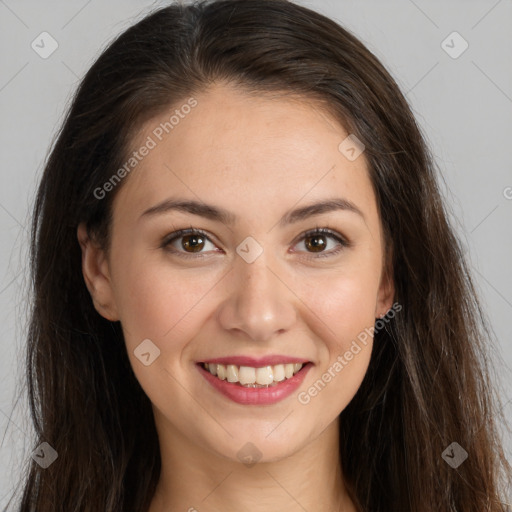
0, 0, 511, 506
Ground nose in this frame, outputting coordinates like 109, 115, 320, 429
216, 251, 297, 343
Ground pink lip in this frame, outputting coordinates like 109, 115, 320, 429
197, 362, 313, 405
200, 355, 310, 367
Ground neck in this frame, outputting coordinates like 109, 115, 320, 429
148, 414, 358, 512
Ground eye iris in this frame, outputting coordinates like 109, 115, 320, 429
305, 234, 326, 252
182, 234, 205, 252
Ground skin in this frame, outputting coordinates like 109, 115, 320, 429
78, 82, 394, 512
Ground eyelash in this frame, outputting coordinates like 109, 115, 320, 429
160, 226, 351, 261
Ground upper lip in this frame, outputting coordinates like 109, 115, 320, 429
199, 355, 311, 367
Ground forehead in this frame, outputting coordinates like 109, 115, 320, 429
113, 83, 378, 229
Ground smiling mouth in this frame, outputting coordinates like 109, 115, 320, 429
199, 362, 306, 388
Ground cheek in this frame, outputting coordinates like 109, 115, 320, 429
110, 247, 224, 351
296, 256, 380, 409
296, 274, 376, 415
303, 260, 381, 346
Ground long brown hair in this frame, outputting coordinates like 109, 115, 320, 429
4, 0, 511, 510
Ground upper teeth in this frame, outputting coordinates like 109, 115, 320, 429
204, 363, 304, 386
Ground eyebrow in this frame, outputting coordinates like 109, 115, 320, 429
140, 197, 365, 226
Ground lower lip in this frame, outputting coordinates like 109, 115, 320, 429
197, 363, 313, 405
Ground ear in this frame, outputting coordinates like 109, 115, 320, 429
77, 222, 119, 321
375, 247, 395, 319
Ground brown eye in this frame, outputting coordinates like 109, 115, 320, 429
303, 233, 328, 252
180, 233, 206, 253
292, 228, 349, 259
161, 228, 218, 258
161, 227, 349, 261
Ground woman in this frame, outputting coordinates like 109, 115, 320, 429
5, 0, 511, 510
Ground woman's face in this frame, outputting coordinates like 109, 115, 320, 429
79, 83, 394, 464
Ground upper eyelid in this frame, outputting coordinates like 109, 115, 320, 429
292, 227, 348, 243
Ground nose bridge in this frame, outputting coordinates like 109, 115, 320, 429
217, 248, 297, 342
